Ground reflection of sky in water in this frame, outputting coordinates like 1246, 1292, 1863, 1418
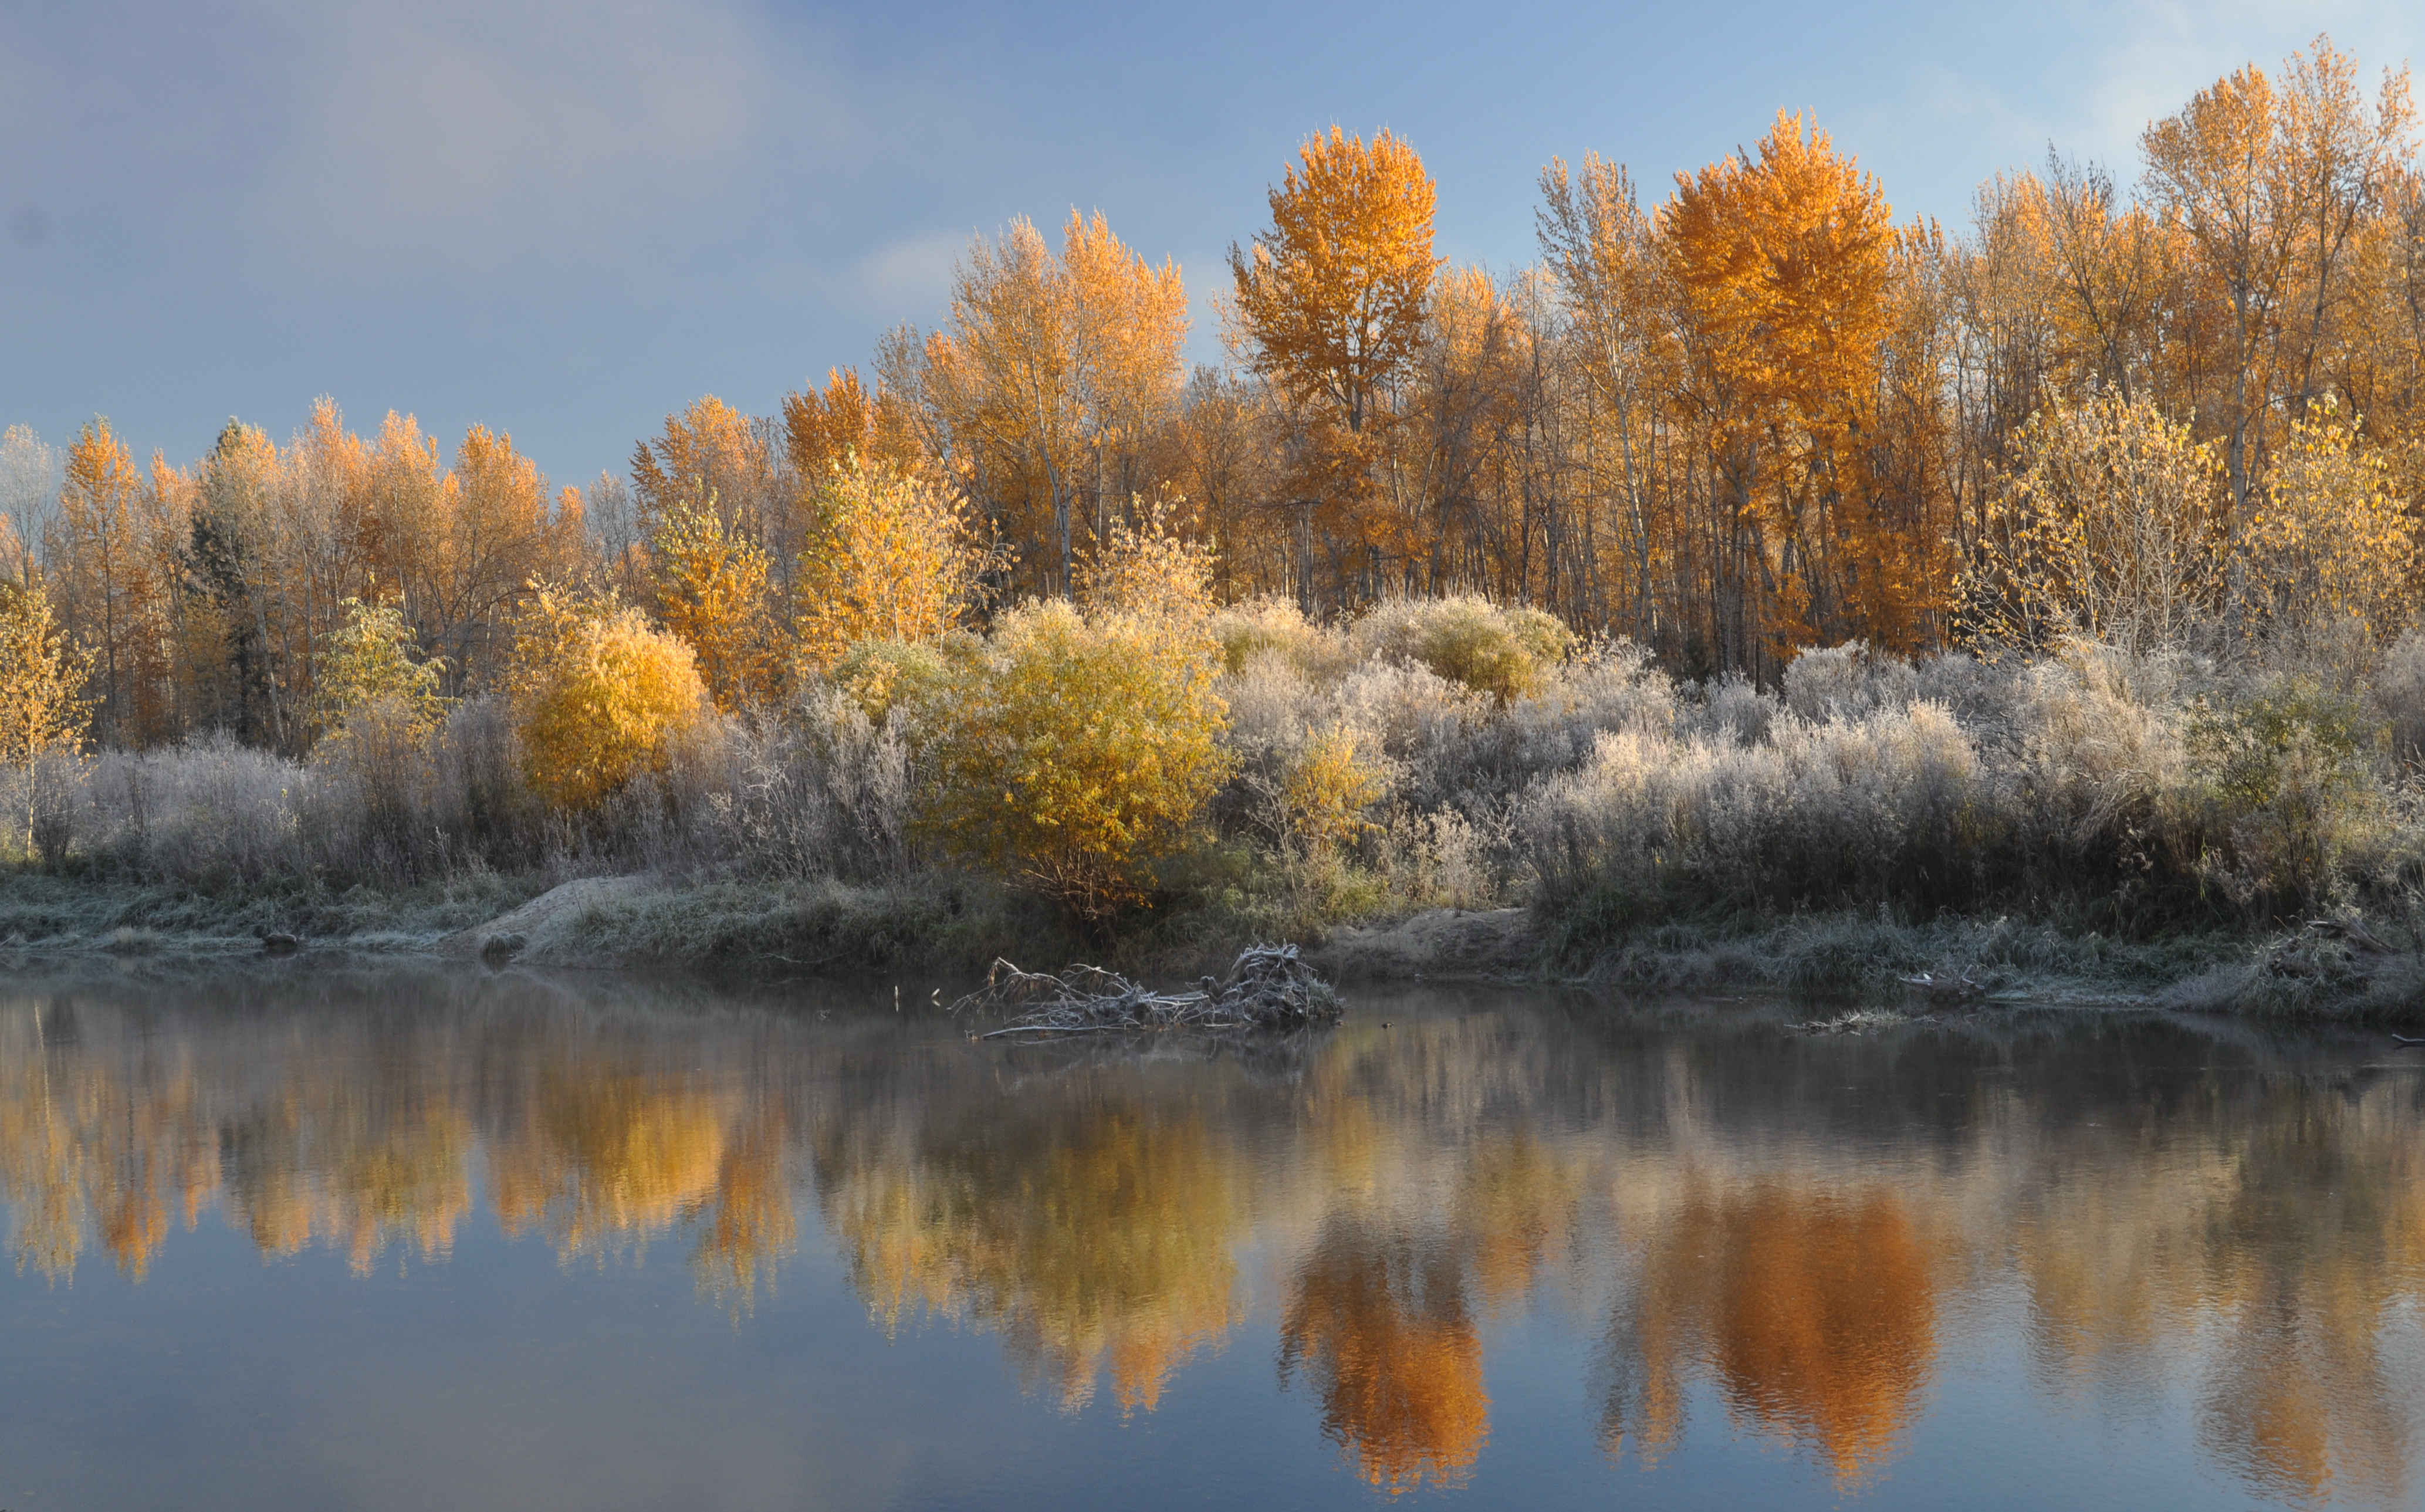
2, 970, 2420, 1511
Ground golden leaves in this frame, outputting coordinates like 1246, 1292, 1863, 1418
1964, 395, 2230, 655
2240, 399, 2420, 647
649, 498, 781, 712
915, 597, 1233, 923
931, 209, 1189, 593
1230, 127, 1439, 438
504, 583, 708, 813
792, 457, 994, 675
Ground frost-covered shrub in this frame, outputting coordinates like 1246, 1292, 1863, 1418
1780, 641, 1919, 722
707, 691, 914, 883
1219, 651, 1328, 755
1446, 641, 1677, 808
2001, 643, 2190, 874
81, 736, 308, 887
2182, 677, 2393, 921
2379, 629, 2425, 766
1520, 701, 1981, 912
1686, 673, 1777, 746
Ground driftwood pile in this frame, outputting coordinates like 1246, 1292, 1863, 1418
952, 943, 1340, 1039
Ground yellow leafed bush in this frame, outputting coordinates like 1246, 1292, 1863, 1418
2239, 402, 2420, 659
1075, 499, 1216, 623
505, 586, 709, 813
827, 636, 966, 725
1963, 395, 2227, 657
1353, 595, 1574, 703
917, 600, 1232, 924
1284, 724, 1388, 855
313, 596, 449, 741
0, 579, 94, 860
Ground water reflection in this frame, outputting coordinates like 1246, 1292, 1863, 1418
4, 975, 2423, 1506
1605, 1183, 1943, 1487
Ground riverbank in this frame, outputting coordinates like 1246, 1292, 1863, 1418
5, 870, 2417, 1019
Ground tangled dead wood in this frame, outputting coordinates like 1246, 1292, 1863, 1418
952, 943, 1340, 1039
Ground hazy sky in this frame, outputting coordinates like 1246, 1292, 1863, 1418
3, 0, 2420, 491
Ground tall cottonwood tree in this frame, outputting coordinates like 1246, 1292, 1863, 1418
905, 211, 1187, 595
57, 418, 168, 745
1230, 127, 1439, 600
1664, 112, 1900, 660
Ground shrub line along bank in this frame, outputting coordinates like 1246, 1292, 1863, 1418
2, 578, 2421, 1015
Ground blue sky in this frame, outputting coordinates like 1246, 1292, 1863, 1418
2, 0, 2419, 491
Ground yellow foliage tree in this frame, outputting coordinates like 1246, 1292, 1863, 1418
920, 211, 1188, 594
313, 595, 449, 740
310, 594, 452, 850
781, 366, 920, 483
917, 599, 1232, 924
793, 458, 993, 674
1229, 128, 1438, 590
57, 417, 170, 745
2238, 400, 2420, 654
1964, 395, 2230, 655
1284, 725, 1387, 855
504, 586, 709, 813
1073, 498, 1216, 623
0, 580, 95, 857
650, 497, 780, 711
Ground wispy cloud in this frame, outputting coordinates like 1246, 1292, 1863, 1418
855, 230, 966, 310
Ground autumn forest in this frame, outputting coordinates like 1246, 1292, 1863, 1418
4, 35, 2425, 983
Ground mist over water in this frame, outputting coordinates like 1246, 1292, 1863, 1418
2, 969, 2421, 1509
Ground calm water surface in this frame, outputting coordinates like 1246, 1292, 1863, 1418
3, 967, 2423, 1510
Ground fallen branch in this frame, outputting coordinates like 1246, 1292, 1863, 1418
952, 943, 1340, 1039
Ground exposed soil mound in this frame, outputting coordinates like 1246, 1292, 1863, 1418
1309, 907, 1539, 982
434, 875, 650, 963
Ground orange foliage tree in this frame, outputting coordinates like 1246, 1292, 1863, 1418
1230, 127, 1439, 591
1660, 111, 1906, 661
901, 211, 1188, 594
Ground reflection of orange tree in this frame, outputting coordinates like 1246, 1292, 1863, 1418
815, 1106, 1243, 1413
1606, 1183, 1942, 1489
1279, 1213, 1490, 1494
2199, 1092, 2425, 1509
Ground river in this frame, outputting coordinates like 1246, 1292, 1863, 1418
2, 966, 2420, 1509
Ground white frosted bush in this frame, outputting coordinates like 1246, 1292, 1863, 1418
1330, 659, 1484, 810
1217, 651, 1328, 755
705, 690, 913, 882
1686, 673, 1777, 745
1449, 640, 1677, 806
1781, 641, 1920, 722
2004, 643, 2190, 862
1519, 701, 1980, 906
82, 736, 310, 886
